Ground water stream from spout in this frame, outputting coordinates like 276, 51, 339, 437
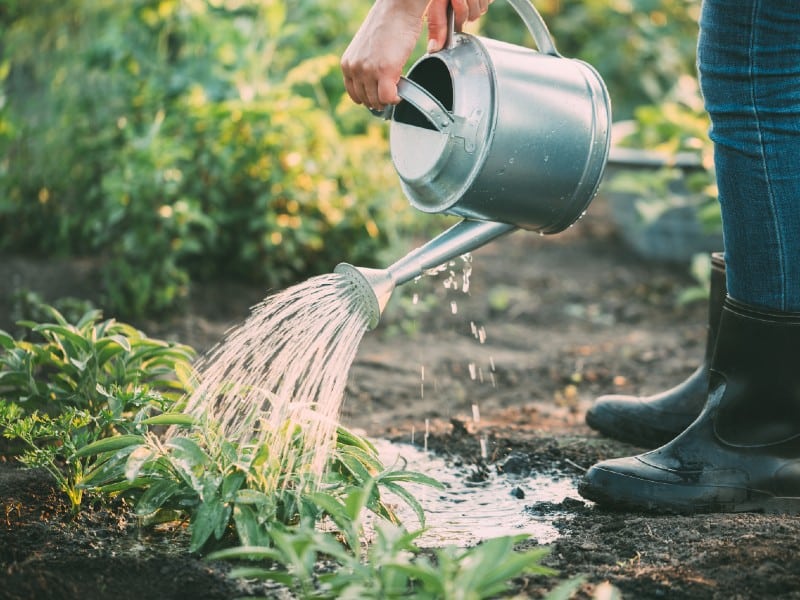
179, 272, 371, 490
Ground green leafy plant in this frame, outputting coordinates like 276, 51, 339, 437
610, 74, 719, 217
618, 95, 711, 158
9, 289, 96, 333
0, 304, 195, 512
0, 305, 194, 416
606, 76, 722, 253
480, 0, 701, 119
210, 485, 557, 599
84, 424, 560, 598
79, 417, 442, 553
0, 388, 174, 514
677, 252, 714, 306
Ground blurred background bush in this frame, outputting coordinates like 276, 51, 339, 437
0, 0, 703, 319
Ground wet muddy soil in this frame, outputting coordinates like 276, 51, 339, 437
2, 196, 800, 599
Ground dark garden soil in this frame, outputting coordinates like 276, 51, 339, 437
2, 195, 800, 599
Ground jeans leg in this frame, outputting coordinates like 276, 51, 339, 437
697, 0, 800, 311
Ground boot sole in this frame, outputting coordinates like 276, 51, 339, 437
578, 468, 800, 515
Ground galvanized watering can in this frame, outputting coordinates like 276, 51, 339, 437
337, 0, 612, 329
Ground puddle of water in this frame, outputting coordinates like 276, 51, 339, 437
373, 439, 580, 547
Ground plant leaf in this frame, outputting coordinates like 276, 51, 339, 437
72, 434, 144, 459
0, 330, 14, 349
141, 413, 196, 427
125, 444, 156, 482
136, 478, 184, 516
207, 545, 283, 562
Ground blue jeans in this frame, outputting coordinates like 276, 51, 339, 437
697, 0, 800, 311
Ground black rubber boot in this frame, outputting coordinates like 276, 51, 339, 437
585, 252, 726, 447
578, 297, 800, 514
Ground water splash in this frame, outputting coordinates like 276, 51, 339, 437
179, 272, 371, 489
375, 440, 580, 547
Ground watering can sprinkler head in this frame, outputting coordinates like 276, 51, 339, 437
334, 263, 395, 330
335, 219, 517, 331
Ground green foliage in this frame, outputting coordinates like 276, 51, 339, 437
0, 302, 570, 597
81, 415, 558, 597
1, 0, 707, 317
609, 92, 720, 232
0, 304, 195, 415
0, 303, 195, 512
677, 252, 713, 305
0, 387, 172, 514
0, 0, 406, 318
9, 290, 97, 333
480, 0, 701, 119
211, 517, 556, 599
80, 418, 442, 553
618, 81, 711, 158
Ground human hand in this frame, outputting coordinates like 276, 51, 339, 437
341, 0, 491, 110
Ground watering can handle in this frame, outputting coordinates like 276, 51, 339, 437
369, 77, 455, 132
398, 77, 455, 131
443, 0, 559, 57
506, 0, 561, 58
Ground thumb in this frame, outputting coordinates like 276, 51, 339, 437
426, 0, 450, 52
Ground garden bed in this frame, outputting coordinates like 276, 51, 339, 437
1, 196, 799, 599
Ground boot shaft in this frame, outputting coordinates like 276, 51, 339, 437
711, 297, 800, 447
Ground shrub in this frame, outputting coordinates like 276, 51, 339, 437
480, 0, 701, 120
0, 0, 407, 318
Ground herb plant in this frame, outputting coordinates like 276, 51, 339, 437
0, 390, 170, 514
210, 483, 557, 600
0, 305, 195, 512
0, 306, 194, 416
79, 419, 441, 553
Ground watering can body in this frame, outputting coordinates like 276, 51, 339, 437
337, 0, 613, 330
385, 0, 612, 233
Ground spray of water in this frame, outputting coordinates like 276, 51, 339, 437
178, 272, 371, 491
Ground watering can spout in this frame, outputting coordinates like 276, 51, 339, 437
335, 219, 516, 330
